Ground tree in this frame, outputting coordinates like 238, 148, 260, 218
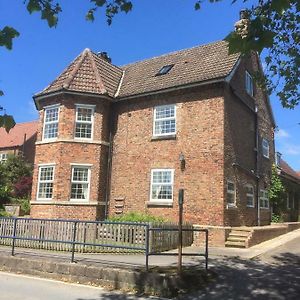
0, 0, 299, 109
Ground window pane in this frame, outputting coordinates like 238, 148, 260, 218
72, 168, 88, 182
155, 106, 175, 119
38, 183, 53, 199
45, 107, 59, 122
154, 119, 176, 135
152, 171, 172, 183
227, 182, 235, 192
75, 123, 92, 138
44, 123, 58, 139
77, 108, 92, 122
40, 167, 54, 181
152, 185, 172, 200
71, 183, 88, 199
227, 193, 235, 204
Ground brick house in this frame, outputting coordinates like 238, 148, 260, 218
30, 40, 275, 235
0, 121, 38, 164
275, 153, 300, 221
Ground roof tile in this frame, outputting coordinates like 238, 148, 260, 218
0, 121, 38, 148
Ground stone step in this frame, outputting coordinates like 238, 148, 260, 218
230, 230, 251, 236
225, 241, 246, 248
227, 237, 247, 243
232, 227, 253, 232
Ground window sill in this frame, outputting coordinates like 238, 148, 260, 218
151, 134, 176, 141
260, 207, 270, 210
247, 205, 255, 208
147, 201, 173, 207
226, 204, 237, 209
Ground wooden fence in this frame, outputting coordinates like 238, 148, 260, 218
0, 218, 193, 253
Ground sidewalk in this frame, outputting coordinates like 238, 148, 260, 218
1, 228, 299, 269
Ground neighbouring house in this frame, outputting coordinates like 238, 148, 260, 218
30, 37, 276, 239
0, 121, 38, 164
275, 153, 300, 222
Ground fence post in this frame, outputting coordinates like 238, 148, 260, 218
71, 221, 78, 263
145, 224, 149, 271
11, 218, 18, 256
205, 229, 208, 271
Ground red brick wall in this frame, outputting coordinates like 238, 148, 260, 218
224, 53, 274, 226
31, 93, 110, 220
109, 84, 225, 226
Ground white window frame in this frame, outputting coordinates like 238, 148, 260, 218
245, 184, 255, 208
260, 189, 269, 209
226, 180, 236, 208
0, 153, 8, 162
153, 104, 176, 137
150, 169, 174, 202
262, 138, 270, 159
37, 164, 55, 201
43, 104, 60, 141
70, 165, 91, 202
245, 71, 254, 97
74, 104, 95, 140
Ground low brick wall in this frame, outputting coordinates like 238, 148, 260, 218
193, 225, 231, 247
248, 222, 300, 247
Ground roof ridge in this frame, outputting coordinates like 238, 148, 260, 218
120, 40, 227, 68
10, 120, 39, 126
62, 48, 90, 90
87, 51, 107, 94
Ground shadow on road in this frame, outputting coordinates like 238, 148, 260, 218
76, 252, 300, 300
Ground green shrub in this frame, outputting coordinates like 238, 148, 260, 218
11, 198, 30, 215
108, 212, 165, 223
272, 213, 283, 223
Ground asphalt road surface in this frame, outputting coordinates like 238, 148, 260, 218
181, 235, 300, 300
0, 272, 155, 300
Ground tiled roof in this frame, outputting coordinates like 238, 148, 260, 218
35, 41, 240, 99
36, 49, 123, 98
118, 40, 240, 98
279, 159, 300, 182
0, 121, 38, 148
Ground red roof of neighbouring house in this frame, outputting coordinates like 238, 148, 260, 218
279, 159, 300, 182
0, 121, 38, 148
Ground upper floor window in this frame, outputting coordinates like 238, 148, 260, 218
262, 138, 270, 158
226, 180, 236, 207
37, 165, 55, 200
75, 104, 95, 139
70, 166, 91, 201
245, 184, 255, 207
150, 169, 174, 202
245, 71, 254, 96
43, 105, 59, 140
260, 190, 269, 209
153, 104, 176, 137
0, 153, 8, 162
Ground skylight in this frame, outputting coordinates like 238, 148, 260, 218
156, 64, 174, 76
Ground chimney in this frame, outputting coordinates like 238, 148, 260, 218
98, 51, 112, 63
235, 9, 250, 39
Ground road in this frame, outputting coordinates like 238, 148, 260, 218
182, 235, 300, 300
0, 272, 155, 300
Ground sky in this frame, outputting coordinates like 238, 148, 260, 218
0, 0, 299, 171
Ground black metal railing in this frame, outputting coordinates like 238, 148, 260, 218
0, 217, 208, 271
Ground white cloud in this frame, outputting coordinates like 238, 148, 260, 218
285, 144, 300, 156
276, 128, 290, 139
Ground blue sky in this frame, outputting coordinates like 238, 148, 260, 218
0, 0, 299, 171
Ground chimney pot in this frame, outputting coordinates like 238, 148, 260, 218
97, 51, 112, 63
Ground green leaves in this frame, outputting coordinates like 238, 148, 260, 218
0, 115, 16, 133
26, 0, 62, 28
0, 27, 20, 50
88, 0, 133, 25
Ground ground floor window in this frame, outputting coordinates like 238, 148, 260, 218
245, 184, 255, 207
70, 166, 91, 200
37, 165, 55, 200
150, 169, 174, 202
260, 190, 269, 209
226, 180, 236, 207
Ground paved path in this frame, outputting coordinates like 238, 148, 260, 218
181, 235, 300, 300
0, 272, 158, 300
